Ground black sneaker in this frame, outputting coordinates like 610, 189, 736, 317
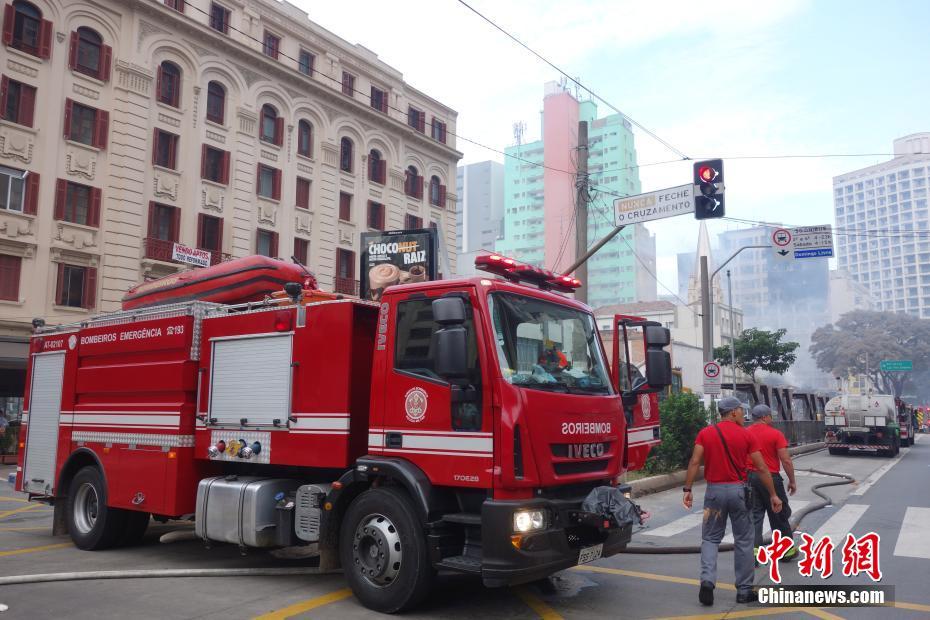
736, 590, 759, 604
699, 581, 714, 606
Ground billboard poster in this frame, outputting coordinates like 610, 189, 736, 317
360, 228, 438, 301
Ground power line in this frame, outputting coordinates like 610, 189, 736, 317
721, 216, 930, 240
454, 0, 690, 161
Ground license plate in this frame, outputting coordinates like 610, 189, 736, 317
578, 543, 603, 565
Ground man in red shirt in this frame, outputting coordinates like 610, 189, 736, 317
683, 396, 782, 606
747, 404, 797, 559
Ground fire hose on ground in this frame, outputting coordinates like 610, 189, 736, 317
620, 457, 856, 554
0, 454, 855, 586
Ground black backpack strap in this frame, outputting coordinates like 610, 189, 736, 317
713, 424, 744, 482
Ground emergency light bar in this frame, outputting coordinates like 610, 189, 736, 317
474, 254, 582, 293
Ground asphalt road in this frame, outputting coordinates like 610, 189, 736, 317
1, 436, 929, 619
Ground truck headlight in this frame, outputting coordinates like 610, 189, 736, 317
513, 509, 546, 533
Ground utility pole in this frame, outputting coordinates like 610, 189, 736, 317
727, 269, 736, 394
574, 121, 589, 303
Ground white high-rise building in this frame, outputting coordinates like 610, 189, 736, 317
833, 133, 930, 318
455, 160, 504, 275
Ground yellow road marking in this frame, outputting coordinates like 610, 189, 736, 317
805, 609, 845, 620
0, 526, 49, 532
513, 586, 564, 620
0, 542, 72, 558
574, 565, 736, 591
895, 601, 930, 613
0, 503, 46, 519
252, 587, 353, 620
0, 496, 29, 504
654, 609, 818, 619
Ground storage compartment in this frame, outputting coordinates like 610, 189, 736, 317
195, 476, 301, 547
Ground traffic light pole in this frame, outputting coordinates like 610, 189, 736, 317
563, 224, 626, 276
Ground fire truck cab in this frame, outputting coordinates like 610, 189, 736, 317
16, 254, 669, 613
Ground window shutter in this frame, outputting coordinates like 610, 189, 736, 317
270, 232, 279, 259
63, 99, 73, 140
418, 113, 425, 133
0, 75, 7, 121
274, 116, 283, 146
0, 255, 20, 301
255, 162, 261, 195
200, 144, 207, 179
55, 263, 65, 305
19, 82, 35, 127
147, 201, 157, 238
68, 32, 77, 70
217, 217, 224, 252
39, 19, 53, 59
272, 169, 282, 200
2, 5, 13, 46
24, 171, 39, 215
221, 150, 230, 184
196, 213, 204, 248
439, 184, 447, 208
151, 128, 159, 165
155, 65, 163, 103
83, 267, 97, 309
168, 133, 177, 169
89, 187, 101, 227
94, 109, 109, 150
171, 206, 180, 242
100, 44, 112, 82
54, 179, 67, 220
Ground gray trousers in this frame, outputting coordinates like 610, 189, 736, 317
700, 483, 754, 594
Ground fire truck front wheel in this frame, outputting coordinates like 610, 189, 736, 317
340, 488, 433, 613
66, 466, 126, 550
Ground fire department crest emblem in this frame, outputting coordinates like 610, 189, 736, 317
68, 335, 77, 350
404, 387, 428, 423
640, 394, 652, 420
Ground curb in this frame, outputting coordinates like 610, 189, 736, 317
627, 441, 825, 498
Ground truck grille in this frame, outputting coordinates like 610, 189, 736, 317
553, 459, 610, 476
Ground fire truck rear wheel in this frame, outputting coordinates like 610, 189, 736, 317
66, 466, 126, 550
340, 487, 433, 613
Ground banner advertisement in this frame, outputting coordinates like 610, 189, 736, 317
360, 229, 438, 301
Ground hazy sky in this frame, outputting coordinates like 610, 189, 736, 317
294, 0, 930, 288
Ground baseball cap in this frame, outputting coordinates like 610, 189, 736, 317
717, 396, 742, 413
751, 404, 773, 419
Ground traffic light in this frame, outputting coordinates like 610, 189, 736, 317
693, 159, 725, 219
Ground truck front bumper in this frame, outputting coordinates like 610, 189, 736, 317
479, 494, 633, 588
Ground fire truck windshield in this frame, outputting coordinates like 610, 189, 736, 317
488, 293, 612, 395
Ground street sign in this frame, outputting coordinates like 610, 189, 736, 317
703, 361, 722, 395
771, 228, 794, 261
880, 360, 913, 372
614, 183, 694, 226
793, 225, 834, 259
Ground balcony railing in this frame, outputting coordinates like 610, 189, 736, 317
144, 237, 231, 266
334, 277, 359, 296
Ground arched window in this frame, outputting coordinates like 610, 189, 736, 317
405, 166, 422, 199
73, 27, 102, 77
9, 1, 44, 56
429, 176, 444, 207
368, 150, 384, 184
297, 120, 312, 157
206, 81, 226, 124
157, 61, 181, 107
340, 137, 353, 173
260, 104, 282, 145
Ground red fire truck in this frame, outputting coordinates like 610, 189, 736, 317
16, 253, 667, 613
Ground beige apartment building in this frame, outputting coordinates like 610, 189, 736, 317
0, 0, 461, 405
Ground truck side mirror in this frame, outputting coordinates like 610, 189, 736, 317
644, 326, 672, 389
432, 297, 468, 381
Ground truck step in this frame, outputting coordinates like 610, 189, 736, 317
436, 555, 482, 574
442, 513, 481, 526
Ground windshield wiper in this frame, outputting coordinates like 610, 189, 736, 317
523, 383, 570, 393
564, 386, 609, 395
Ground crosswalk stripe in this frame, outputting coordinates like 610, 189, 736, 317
642, 512, 703, 537
810, 504, 869, 542
721, 500, 810, 544
894, 507, 930, 559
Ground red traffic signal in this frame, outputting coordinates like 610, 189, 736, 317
693, 159, 725, 220
698, 165, 718, 183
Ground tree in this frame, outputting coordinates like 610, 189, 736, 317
645, 392, 708, 473
810, 310, 930, 398
713, 327, 799, 383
